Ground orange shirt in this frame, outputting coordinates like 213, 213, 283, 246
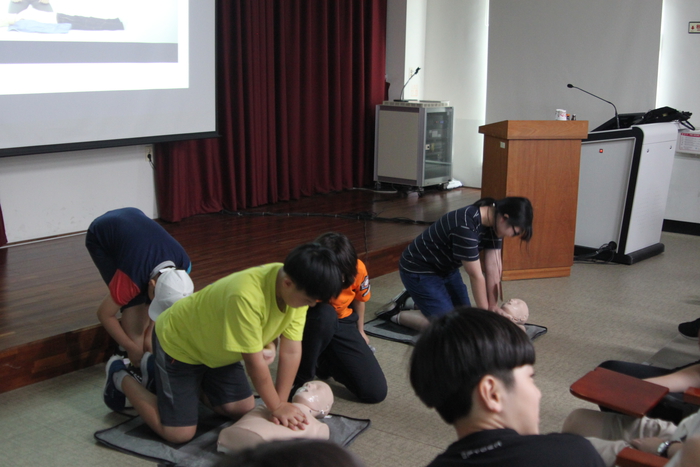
330, 260, 370, 319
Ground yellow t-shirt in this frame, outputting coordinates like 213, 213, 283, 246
155, 263, 307, 368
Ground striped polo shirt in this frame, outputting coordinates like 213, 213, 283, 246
399, 205, 501, 276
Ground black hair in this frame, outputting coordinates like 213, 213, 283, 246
314, 232, 358, 289
474, 196, 533, 241
216, 439, 366, 467
283, 243, 343, 302
409, 307, 536, 424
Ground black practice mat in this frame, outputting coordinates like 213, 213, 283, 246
364, 318, 421, 344
95, 404, 370, 467
365, 318, 547, 345
524, 323, 548, 341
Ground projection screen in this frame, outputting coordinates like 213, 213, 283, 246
0, 0, 217, 157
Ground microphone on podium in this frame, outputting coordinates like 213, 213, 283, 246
567, 83, 620, 129
396, 67, 421, 102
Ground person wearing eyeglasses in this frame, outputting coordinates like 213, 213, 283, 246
380, 197, 533, 331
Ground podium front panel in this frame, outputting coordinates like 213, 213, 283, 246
480, 120, 588, 280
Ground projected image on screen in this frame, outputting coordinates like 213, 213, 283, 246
0, 0, 187, 95
0, 0, 215, 158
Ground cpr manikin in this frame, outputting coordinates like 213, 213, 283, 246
217, 381, 333, 454
495, 298, 529, 331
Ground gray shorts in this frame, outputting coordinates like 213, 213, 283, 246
152, 330, 253, 427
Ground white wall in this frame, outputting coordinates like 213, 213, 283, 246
424, 0, 489, 188
385, 0, 408, 101
401, 0, 427, 101
388, 0, 664, 188
386, 0, 427, 101
486, 0, 663, 129
385, 0, 489, 187
0, 146, 157, 243
657, 0, 700, 223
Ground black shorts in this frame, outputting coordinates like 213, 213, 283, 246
152, 331, 253, 427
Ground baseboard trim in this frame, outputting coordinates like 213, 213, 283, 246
663, 219, 700, 236
502, 266, 571, 281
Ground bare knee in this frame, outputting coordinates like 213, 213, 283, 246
562, 408, 584, 432
562, 408, 599, 434
162, 425, 198, 444
213, 396, 256, 419
396, 309, 430, 331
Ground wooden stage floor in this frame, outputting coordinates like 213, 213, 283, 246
0, 187, 478, 393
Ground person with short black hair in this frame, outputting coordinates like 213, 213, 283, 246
410, 307, 605, 467
293, 232, 387, 403
103, 243, 343, 445
388, 197, 533, 330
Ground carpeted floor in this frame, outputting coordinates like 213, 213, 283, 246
1, 232, 699, 467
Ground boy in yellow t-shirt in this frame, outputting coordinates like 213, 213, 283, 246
103, 243, 343, 445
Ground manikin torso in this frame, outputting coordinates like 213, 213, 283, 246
217, 381, 333, 454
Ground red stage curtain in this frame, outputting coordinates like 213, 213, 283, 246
156, 0, 387, 222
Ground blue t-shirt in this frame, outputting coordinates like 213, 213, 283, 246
86, 207, 191, 309
399, 205, 501, 276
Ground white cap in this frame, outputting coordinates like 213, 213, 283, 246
148, 268, 194, 320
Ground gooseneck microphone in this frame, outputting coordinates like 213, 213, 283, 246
396, 67, 421, 102
567, 84, 620, 129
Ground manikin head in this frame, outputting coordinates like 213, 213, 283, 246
292, 381, 334, 418
497, 298, 529, 329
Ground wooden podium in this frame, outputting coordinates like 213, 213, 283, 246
479, 120, 589, 280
